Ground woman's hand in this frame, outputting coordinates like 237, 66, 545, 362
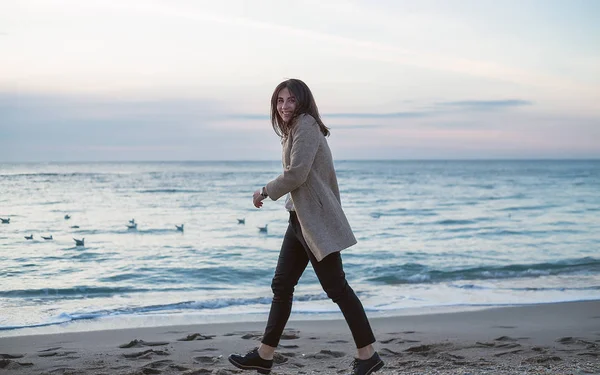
253, 189, 265, 208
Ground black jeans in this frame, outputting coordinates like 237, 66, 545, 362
262, 211, 376, 349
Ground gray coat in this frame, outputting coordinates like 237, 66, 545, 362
266, 114, 357, 261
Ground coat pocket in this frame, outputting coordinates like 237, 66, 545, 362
304, 183, 323, 208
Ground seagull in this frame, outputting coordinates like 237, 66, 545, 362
64, 214, 71, 220
41, 235, 53, 240
73, 238, 85, 246
258, 224, 268, 233
24, 234, 33, 240
176, 224, 184, 232
127, 222, 137, 230
0, 218, 9, 224
237, 218, 245, 224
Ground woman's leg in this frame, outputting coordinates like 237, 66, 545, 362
289, 213, 376, 353
261, 222, 310, 352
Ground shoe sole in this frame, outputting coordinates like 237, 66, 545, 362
365, 360, 384, 375
228, 357, 271, 374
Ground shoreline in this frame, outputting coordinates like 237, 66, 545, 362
1, 300, 599, 374
4, 298, 598, 339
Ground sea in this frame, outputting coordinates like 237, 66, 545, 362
1, 160, 599, 337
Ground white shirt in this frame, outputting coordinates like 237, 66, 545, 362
284, 193, 295, 211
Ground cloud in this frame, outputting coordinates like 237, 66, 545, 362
437, 99, 533, 110
229, 111, 429, 120
229, 99, 532, 121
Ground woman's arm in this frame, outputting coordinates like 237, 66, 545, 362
265, 114, 321, 201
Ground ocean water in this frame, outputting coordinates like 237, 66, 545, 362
1, 160, 599, 337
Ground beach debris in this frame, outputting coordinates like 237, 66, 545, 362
41, 235, 53, 240
24, 234, 33, 240
176, 224, 184, 232
0, 218, 9, 224
237, 218, 245, 224
73, 238, 85, 246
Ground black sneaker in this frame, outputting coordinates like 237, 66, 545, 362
228, 347, 273, 374
349, 352, 384, 375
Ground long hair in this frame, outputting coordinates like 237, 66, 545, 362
270, 79, 330, 138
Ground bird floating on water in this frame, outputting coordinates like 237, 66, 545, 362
176, 224, 184, 232
64, 214, 71, 220
129, 218, 136, 224
258, 224, 268, 233
237, 218, 245, 224
41, 235, 53, 240
73, 238, 85, 246
24, 234, 33, 240
1, 218, 10, 224
127, 222, 137, 229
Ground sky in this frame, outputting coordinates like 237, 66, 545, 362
1, 0, 599, 161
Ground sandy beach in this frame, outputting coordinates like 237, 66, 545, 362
1, 300, 599, 374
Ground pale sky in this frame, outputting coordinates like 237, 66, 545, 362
1, 0, 599, 161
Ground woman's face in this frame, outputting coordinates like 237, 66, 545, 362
277, 87, 296, 123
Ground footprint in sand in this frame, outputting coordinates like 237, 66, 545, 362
193, 348, 220, 353
182, 367, 213, 374
380, 338, 420, 344
435, 352, 468, 365
0, 359, 34, 369
119, 339, 170, 348
281, 331, 300, 340
304, 349, 346, 359
0, 354, 25, 359
404, 343, 452, 357
139, 367, 162, 374
379, 348, 402, 357
123, 349, 170, 359
193, 355, 223, 364
493, 349, 523, 357
144, 359, 174, 369
178, 333, 215, 341
272, 353, 289, 364
523, 354, 562, 364
38, 347, 62, 352
238, 329, 299, 340
38, 350, 78, 358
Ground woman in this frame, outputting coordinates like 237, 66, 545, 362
228, 79, 384, 375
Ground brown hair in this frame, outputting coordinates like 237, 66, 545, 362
270, 79, 330, 138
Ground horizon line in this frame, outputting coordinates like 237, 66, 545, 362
2, 158, 599, 164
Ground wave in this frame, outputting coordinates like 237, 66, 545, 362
369, 208, 438, 218
138, 189, 206, 194
498, 204, 559, 211
0, 286, 153, 299
366, 257, 600, 285
0, 293, 329, 331
0, 172, 108, 178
